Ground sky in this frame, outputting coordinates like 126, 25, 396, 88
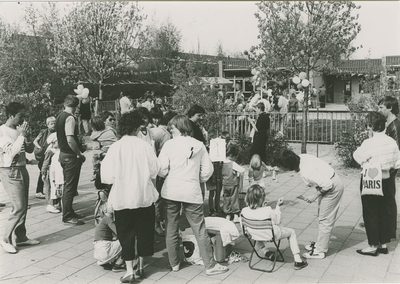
0, 1, 399, 60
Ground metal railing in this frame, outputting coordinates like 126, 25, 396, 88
96, 100, 365, 144
219, 111, 366, 144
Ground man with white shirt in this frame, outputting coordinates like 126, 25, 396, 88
0, 102, 38, 254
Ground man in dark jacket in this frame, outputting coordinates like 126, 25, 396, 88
56, 95, 86, 225
378, 96, 400, 239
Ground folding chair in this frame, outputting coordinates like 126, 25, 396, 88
240, 214, 284, 272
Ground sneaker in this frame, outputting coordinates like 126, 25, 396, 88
36, 192, 45, 199
1, 240, 17, 254
16, 239, 40, 246
206, 263, 229, 276
112, 262, 127, 272
46, 205, 60, 214
302, 250, 325, 259
305, 242, 316, 251
294, 260, 308, 270
63, 218, 85, 225
172, 262, 180, 272
233, 215, 240, 223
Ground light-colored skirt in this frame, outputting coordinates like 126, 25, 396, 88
94, 240, 122, 265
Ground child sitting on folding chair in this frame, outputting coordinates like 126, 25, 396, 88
241, 184, 308, 270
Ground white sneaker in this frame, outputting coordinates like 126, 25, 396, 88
233, 215, 240, 223
206, 263, 229, 276
1, 240, 17, 254
172, 262, 180, 272
46, 205, 60, 214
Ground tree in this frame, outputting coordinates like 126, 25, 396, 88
215, 41, 226, 58
0, 9, 64, 137
48, 2, 146, 100
250, 1, 361, 153
171, 61, 225, 137
137, 17, 182, 83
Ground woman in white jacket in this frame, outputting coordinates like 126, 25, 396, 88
101, 111, 160, 283
158, 115, 228, 276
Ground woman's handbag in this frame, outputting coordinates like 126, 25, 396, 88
361, 162, 383, 196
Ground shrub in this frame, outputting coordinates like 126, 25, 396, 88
334, 124, 368, 168
265, 130, 292, 166
232, 132, 252, 165
231, 129, 291, 166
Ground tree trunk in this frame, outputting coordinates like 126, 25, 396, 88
301, 68, 310, 154
96, 81, 103, 117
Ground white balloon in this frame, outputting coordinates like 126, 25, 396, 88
301, 79, 310, 87
74, 84, 84, 95
292, 76, 300, 84
299, 72, 307, 80
81, 88, 89, 99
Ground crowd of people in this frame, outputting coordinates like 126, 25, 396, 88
0, 90, 399, 282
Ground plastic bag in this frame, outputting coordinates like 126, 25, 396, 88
182, 235, 204, 265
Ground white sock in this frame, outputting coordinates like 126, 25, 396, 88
294, 254, 302, 262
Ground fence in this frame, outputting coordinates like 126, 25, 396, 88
218, 111, 365, 144
97, 100, 365, 144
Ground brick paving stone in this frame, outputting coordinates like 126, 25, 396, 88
187, 275, 221, 284
384, 272, 400, 283
156, 275, 191, 284
63, 256, 95, 269
34, 256, 68, 269
169, 265, 203, 281
319, 273, 355, 283
352, 274, 385, 283
30, 276, 61, 284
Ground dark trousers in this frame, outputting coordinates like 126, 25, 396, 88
209, 162, 223, 214
155, 176, 165, 222
114, 205, 155, 261
361, 178, 392, 246
59, 152, 82, 222
36, 159, 44, 194
387, 170, 397, 239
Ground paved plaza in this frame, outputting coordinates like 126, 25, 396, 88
0, 143, 399, 284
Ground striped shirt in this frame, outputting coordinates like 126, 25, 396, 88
353, 132, 400, 179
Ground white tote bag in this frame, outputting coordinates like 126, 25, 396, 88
361, 162, 383, 196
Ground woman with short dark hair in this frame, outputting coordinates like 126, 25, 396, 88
187, 105, 206, 144
353, 112, 400, 256
101, 110, 160, 283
